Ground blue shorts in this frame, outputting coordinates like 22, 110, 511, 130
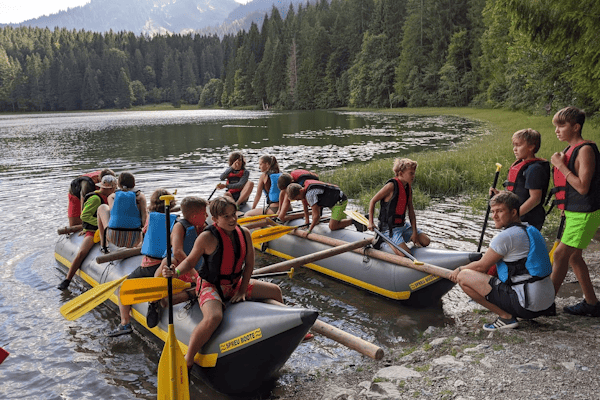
380, 222, 421, 250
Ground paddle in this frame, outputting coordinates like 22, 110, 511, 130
207, 185, 219, 201
253, 268, 295, 279
477, 163, 503, 252
119, 277, 193, 305
60, 276, 128, 321
549, 215, 566, 264
238, 214, 275, 225
344, 210, 423, 265
157, 194, 189, 400
251, 218, 330, 245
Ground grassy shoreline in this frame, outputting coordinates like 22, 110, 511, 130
323, 107, 600, 235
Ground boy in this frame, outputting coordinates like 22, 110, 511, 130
162, 196, 283, 369
367, 158, 430, 258
67, 168, 115, 226
549, 106, 600, 316
491, 129, 550, 231
145, 196, 209, 329
449, 191, 555, 331
58, 174, 118, 290
276, 169, 319, 222
286, 179, 363, 233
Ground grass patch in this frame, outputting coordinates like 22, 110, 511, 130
324, 107, 600, 216
414, 364, 430, 372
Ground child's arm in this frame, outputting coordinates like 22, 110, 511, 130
251, 173, 265, 209
519, 189, 543, 217
406, 192, 421, 246
162, 231, 211, 278
552, 146, 596, 195
368, 182, 394, 230
137, 192, 148, 229
308, 204, 321, 233
230, 227, 254, 303
107, 193, 116, 208
170, 222, 187, 266
277, 191, 291, 221
219, 167, 233, 181
225, 170, 250, 191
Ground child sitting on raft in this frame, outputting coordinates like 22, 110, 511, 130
286, 179, 363, 233
368, 158, 430, 257
217, 151, 254, 207
58, 174, 118, 291
107, 188, 177, 337
146, 196, 209, 328
96, 172, 147, 253
162, 196, 283, 370
244, 155, 281, 216
67, 168, 114, 226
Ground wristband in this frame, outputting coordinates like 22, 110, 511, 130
564, 170, 572, 180
307, 230, 312, 234
175, 268, 181, 277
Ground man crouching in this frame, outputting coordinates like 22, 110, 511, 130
449, 191, 555, 331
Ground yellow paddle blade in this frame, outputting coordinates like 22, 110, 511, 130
344, 210, 369, 227
93, 229, 101, 243
60, 276, 128, 321
119, 277, 192, 305
251, 225, 296, 245
158, 324, 189, 400
238, 214, 273, 225
549, 240, 559, 264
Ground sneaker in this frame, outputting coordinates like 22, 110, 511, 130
302, 333, 314, 342
107, 323, 133, 337
563, 300, 600, 317
57, 279, 71, 290
146, 302, 161, 328
351, 217, 367, 232
483, 317, 519, 331
100, 246, 110, 254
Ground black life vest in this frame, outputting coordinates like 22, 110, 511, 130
303, 179, 345, 208
291, 169, 319, 186
551, 141, 600, 212
200, 225, 247, 289
69, 176, 96, 197
379, 178, 410, 231
226, 169, 245, 194
504, 158, 549, 228
81, 191, 107, 231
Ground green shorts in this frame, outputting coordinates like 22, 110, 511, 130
562, 209, 600, 249
330, 200, 348, 221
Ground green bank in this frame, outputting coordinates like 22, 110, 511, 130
322, 107, 600, 235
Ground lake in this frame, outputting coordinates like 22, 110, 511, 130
0, 109, 490, 398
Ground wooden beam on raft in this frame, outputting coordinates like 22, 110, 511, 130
96, 247, 142, 264
57, 225, 83, 234
291, 231, 453, 280
252, 237, 374, 275
264, 299, 384, 360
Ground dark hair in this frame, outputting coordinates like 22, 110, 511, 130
228, 151, 246, 169
118, 172, 135, 190
209, 196, 237, 218
286, 183, 302, 199
553, 106, 585, 132
260, 155, 280, 174
149, 188, 175, 213
180, 196, 208, 218
277, 173, 293, 190
490, 191, 521, 215
513, 129, 542, 154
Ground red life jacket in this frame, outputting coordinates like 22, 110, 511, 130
303, 179, 344, 208
226, 169, 245, 194
552, 141, 600, 212
379, 178, 410, 231
199, 224, 247, 288
504, 158, 549, 203
291, 169, 319, 186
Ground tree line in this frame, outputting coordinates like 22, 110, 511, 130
0, 0, 597, 114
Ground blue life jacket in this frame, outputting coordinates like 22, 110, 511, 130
266, 173, 282, 203
108, 190, 142, 230
164, 218, 205, 272
141, 211, 178, 259
497, 224, 552, 284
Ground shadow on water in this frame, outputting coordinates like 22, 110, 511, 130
0, 110, 489, 399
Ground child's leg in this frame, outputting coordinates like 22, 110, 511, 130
96, 204, 110, 248
119, 303, 132, 325
248, 280, 283, 303
328, 201, 353, 231
416, 232, 430, 247
185, 300, 223, 368
237, 181, 254, 205
66, 235, 95, 280
551, 242, 575, 294
569, 249, 599, 304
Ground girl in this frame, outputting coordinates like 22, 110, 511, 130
245, 155, 281, 216
217, 151, 254, 207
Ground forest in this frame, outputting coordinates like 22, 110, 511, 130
0, 0, 598, 115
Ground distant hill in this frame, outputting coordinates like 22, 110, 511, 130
2, 0, 241, 35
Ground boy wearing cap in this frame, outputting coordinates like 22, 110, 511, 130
59, 175, 118, 290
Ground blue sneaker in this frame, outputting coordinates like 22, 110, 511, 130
483, 317, 519, 331
107, 323, 133, 337
564, 300, 600, 317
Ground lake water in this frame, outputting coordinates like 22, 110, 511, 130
0, 109, 490, 398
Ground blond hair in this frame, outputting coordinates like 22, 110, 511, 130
393, 158, 418, 176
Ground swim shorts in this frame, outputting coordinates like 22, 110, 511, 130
330, 199, 348, 221
562, 209, 600, 249
107, 228, 142, 248
380, 222, 422, 249
485, 277, 552, 319
68, 193, 81, 218
198, 278, 255, 307
128, 264, 160, 279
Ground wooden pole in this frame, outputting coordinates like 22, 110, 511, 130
264, 299, 384, 360
57, 225, 82, 234
291, 231, 453, 280
96, 247, 142, 264
252, 237, 373, 275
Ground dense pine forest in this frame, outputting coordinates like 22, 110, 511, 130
0, 0, 598, 115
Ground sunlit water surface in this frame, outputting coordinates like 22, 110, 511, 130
0, 109, 492, 399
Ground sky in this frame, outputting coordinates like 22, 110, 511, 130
0, 0, 251, 24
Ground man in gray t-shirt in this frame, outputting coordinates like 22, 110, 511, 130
449, 191, 555, 331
